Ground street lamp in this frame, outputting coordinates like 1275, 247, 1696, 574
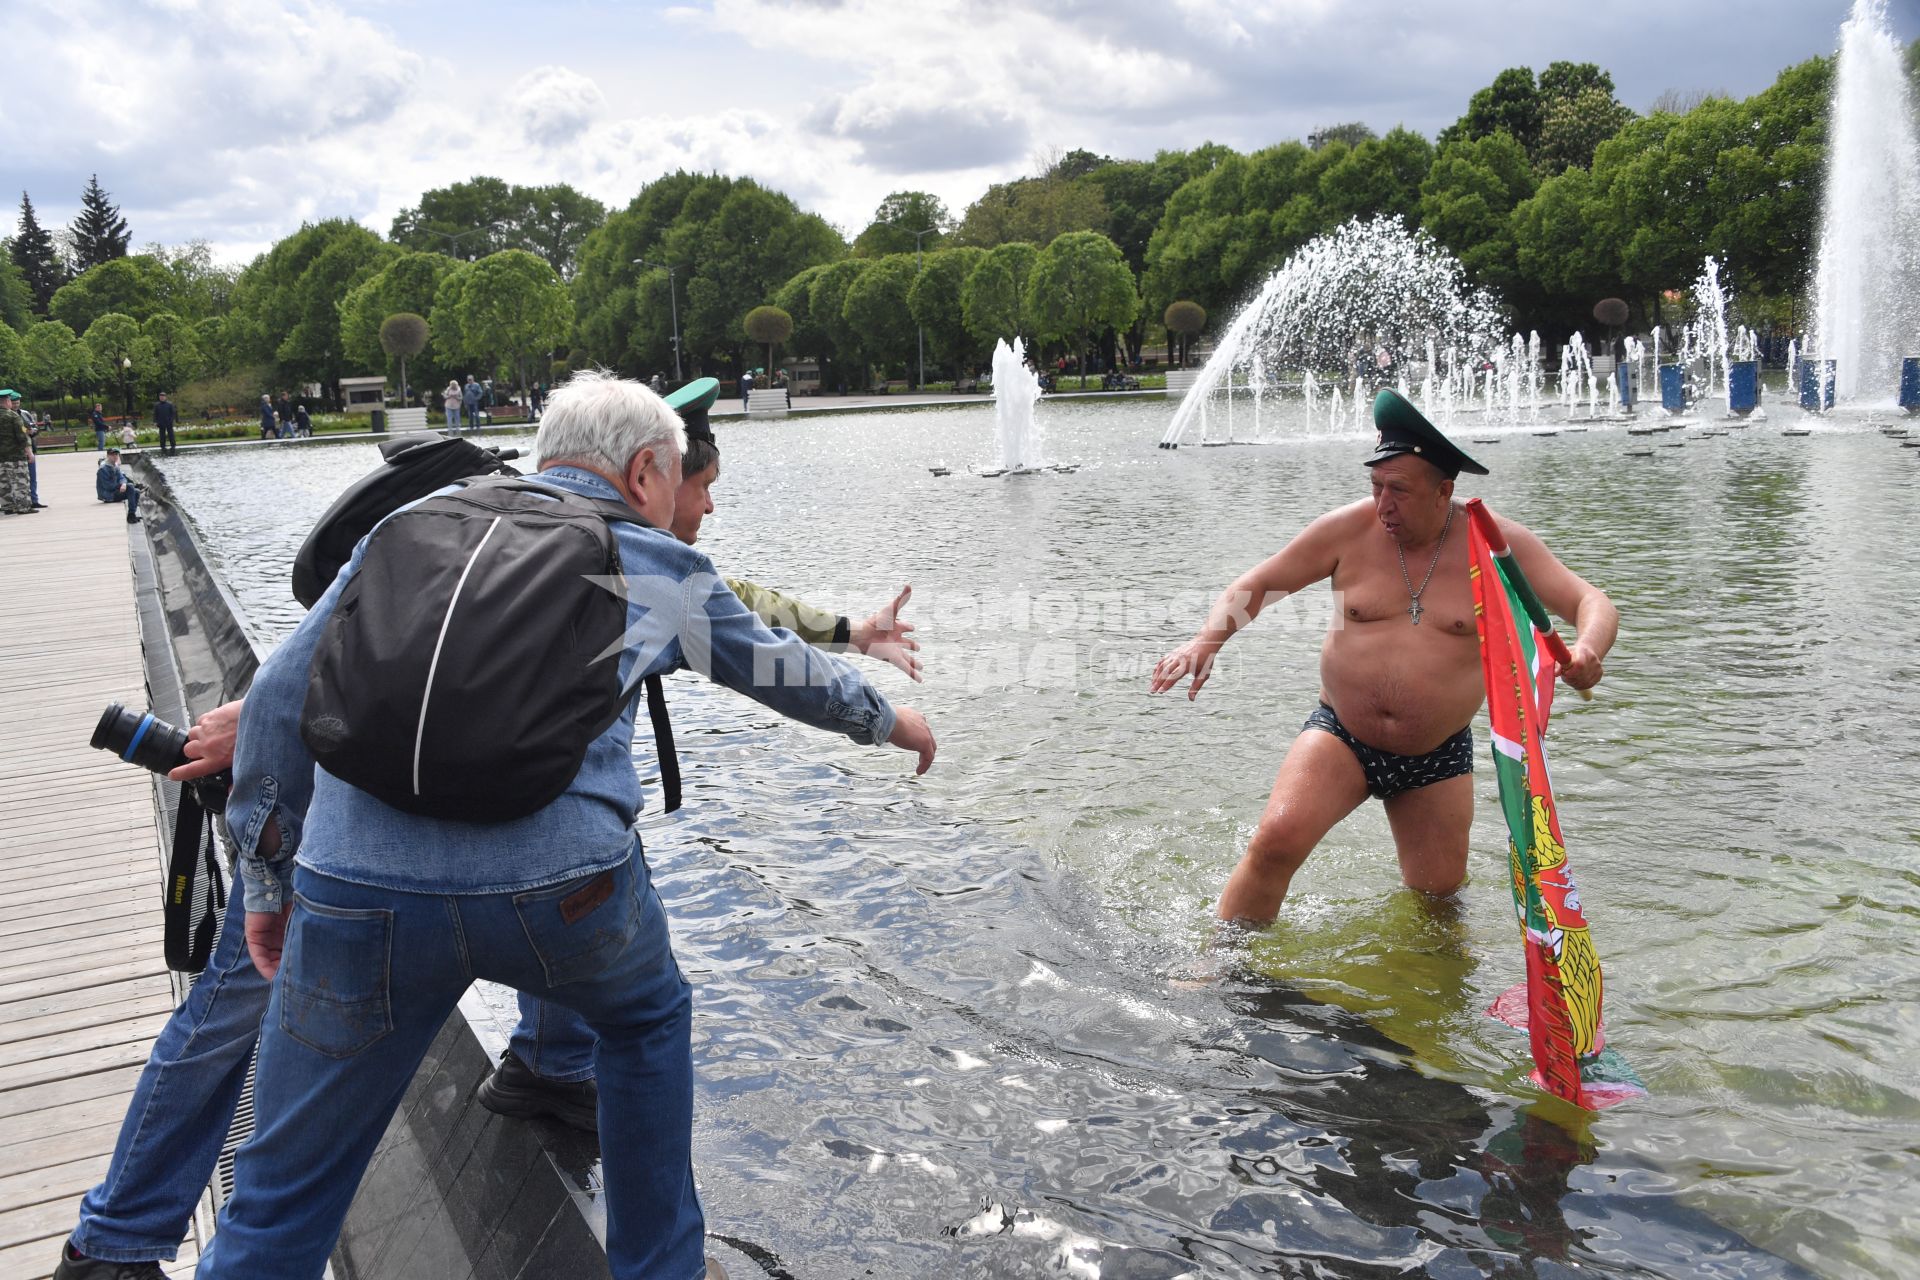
120, 356, 133, 420
633, 258, 683, 383
434, 221, 505, 259
909, 226, 936, 390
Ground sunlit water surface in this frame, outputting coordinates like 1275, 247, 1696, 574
155, 400, 1920, 1279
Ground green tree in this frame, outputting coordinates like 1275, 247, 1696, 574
449, 250, 573, 402
742, 305, 792, 380
0, 257, 31, 331
49, 256, 171, 333
573, 172, 843, 376
1317, 127, 1434, 224
69, 175, 131, 272
132, 312, 204, 394
1440, 67, 1543, 155
774, 263, 836, 370
20, 319, 83, 404
1418, 131, 1538, 294
806, 258, 870, 375
1163, 300, 1206, 367
841, 255, 917, 377
194, 316, 230, 378
960, 241, 1038, 349
853, 192, 951, 257
955, 168, 1108, 248
1025, 231, 1139, 386
339, 250, 461, 390
392, 177, 607, 277
907, 245, 985, 377
0, 322, 22, 388
380, 313, 430, 402
1311, 122, 1377, 149
1511, 165, 1619, 303
84, 313, 141, 415
225, 219, 393, 404
1085, 146, 1234, 276
391, 176, 519, 260
10, 193, 66, 312
148, 241, 238, 321
1537, 86, 1636, 176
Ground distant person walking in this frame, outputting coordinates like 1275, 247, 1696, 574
740, 369, 754, 409
90, 403, 108, 451
154, 392, 178, 455
259, 395, 278, 440
0, 390, 35, 515
442, 379, 461, 430
462, 375, 483, 431
95, 447, 139, 522
274, 393, 293, 437
292, 403, 312, 438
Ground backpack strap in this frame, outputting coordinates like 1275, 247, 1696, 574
455, 474, 682, 814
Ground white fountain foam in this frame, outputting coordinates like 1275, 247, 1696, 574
1813, 0, 1920, 402
991, 337, 1045, 470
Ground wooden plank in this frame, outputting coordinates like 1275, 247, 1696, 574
0, 1066, 146, 1122
0, 960, 172, 1012
0, 1013, 171, 1071
0, 1123, 120, 1182
0, 1155, 110, 1218
0, 992, 175, 1045
0, 1092, 140, 1151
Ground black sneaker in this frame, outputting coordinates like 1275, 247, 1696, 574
51, 1240, 169, 1279
476, 1050, 598, 1132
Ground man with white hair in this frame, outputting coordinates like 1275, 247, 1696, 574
187, 373, 934, 1280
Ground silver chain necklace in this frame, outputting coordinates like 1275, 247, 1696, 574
1395, 502, 1454, 626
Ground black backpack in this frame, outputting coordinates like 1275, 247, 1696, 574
298, 470, 680, 821
292, 432, 520, 609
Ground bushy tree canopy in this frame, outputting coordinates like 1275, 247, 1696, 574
1025, 231, 1139, 371
906, 246, 985, 373
50, 256, 171, 333
853, 192, 951, 257
960, 241, 1038, 349
391, 177, 607, 277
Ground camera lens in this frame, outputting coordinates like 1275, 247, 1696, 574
91, 702, 192, 776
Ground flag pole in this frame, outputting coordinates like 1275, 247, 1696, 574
1464, 499, 1593, 701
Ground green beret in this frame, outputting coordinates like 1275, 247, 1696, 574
1364, 389, 1487, 478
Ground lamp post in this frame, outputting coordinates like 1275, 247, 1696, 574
120, 356, 133, 420
909, 226, 936, 390
633, 258, 683, 383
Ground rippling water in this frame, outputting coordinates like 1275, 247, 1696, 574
155, 402, 1920, 1278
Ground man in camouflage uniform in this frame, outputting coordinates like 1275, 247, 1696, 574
0, 390, 36, 515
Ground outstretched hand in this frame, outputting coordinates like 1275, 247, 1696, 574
1149, 638, 1218, 700
852, 584, 922, 682
887, 706, 936, 774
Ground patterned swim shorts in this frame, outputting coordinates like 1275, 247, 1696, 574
1303, 702, 1473, 799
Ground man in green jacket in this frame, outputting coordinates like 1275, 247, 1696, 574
0, 392, 35, 515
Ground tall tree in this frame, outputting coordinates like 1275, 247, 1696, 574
1439, 68, 1544, 155
49, 256, 171, 333
1024, 231, 1139, 385
69, 175, 131, 272
0, 257, 31, 331
955, 166, 1108, 249
20, 319, 84, 403
447, 251, 573, 403
132, 312, 204, 394
11, 193, 66, 312
840, 255, 917, 376
392, 176, 607, 277
960, 241, 1039, 350
853, 192, 952, 258
906, 246, 985, 376
1419, 132, 1539, 294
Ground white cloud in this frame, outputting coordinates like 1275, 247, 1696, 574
508, 66, 608, 148
0, 0, 1889, 264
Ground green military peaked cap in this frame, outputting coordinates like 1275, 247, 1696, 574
0, 390, 18, 399
1364, 389, 1488, 478
665, 376, 720, 441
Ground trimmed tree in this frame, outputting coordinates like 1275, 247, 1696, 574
1164, 300, 1206, 368
133, 312, 204, 396
743, 305, 792, 386
450, 251, 573, 407
1025, 232, 1139, 387
84, 312, 141, 416
379, 312, 430, 404
960, 241, 1038, 351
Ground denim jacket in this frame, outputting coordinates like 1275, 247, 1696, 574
226, 465, 898, 912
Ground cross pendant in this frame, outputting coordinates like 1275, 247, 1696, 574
1408, 598, 1424, 626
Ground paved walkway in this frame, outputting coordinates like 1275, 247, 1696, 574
0, 451, 198, 1278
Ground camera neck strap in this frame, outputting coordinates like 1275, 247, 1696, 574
164, 782, 225, 973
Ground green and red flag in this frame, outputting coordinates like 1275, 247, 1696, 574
1466, 498, 1644, 1110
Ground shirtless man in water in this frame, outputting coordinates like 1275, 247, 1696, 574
1151, 390, 1617, 926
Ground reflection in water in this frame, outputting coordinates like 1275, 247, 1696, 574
153, 408, 1916, 1277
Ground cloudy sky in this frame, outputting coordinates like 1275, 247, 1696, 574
5, 0, 1914, 265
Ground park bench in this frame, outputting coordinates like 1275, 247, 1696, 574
35, 432, 79, 451
953, 377, 982, 394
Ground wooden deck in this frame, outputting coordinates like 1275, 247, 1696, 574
0, 451, 199, 1278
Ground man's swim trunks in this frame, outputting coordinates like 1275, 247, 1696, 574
1303, 702, 1473, 799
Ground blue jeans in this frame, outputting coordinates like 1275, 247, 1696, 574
69, 886, 625, 1263
71, 889, 264, 1263
444, 406, 458, 429
196, 855, 702, 1280
95, 426, 107, 450
28, 456, 38, 503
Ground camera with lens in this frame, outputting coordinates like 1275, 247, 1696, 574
92, 703, 231, 813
